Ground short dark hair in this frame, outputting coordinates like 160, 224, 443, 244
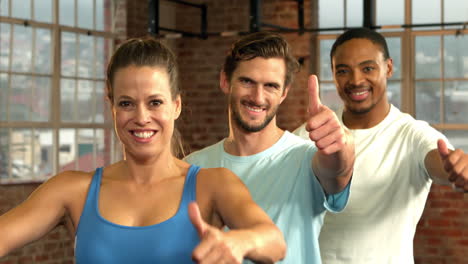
223, 31, 300, 87
330, 28, 390, 66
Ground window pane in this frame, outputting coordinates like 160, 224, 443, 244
95, 37, 106, 79
319, 0, 344, 28
415, 36, 441, 79
445, 81, 468, 123
12, 0, 31, 20
34, 0, 52, 23
444, 35, 468, 78
95, 81, 106, 123
96, 0, 105, 31
10, 74, 32, 121
346, 0, 362, 27
59, 0, 75, 26
61, 78, 76, 122
35, 28, 52, 74
320, 82, 342, 113
77, 129, 94, 171
77, 80, 94, 122
0, 128, 9, 179
96, 128, 110, 168
0, 0, 9, 16
377, 0, 404, 26
0, 73, 7, 121
444, 0, 468, 24
388, 81, 401, 109
78, 0, 94, 29
12, 25, 33, 73
412, 0, 440, 25
78, 34, 94, 78
59, 129, 76, 172
11, 128, 33, 179
320, 39, 334, 81
443, 130, 468, 152
0, 23, 10, 71
61, 32, 77, 76
387, 37, 401, 79
33, 76, 51, 122
415, 81, 440, 123
36, 129, 53, 177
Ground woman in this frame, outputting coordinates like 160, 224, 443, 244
0, 37, 286, 263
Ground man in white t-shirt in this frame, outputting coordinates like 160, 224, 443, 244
294, 27, 468, 264
185, 32, 355, 263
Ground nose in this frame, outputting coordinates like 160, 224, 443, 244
350, 70, 365, 87
252, 85, 265, 104
134, 104, 151, 126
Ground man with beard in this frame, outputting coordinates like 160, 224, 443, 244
184, 31, 355, 263
294, 28, 468, 263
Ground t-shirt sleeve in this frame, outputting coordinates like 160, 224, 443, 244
410, 120, 453, 181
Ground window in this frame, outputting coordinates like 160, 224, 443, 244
0, 0, 117, 183
316, 0, 468, 152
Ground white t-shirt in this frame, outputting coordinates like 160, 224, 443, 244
185, 131, 351, 264
294, 105, 451, 264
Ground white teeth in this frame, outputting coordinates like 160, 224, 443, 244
353, 91, 367, 95
246, 106, 263, 112
133, 131, 155, 138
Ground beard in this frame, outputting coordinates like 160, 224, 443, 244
230, 97, 278, 133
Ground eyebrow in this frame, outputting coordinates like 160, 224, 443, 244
238, 76, 281, 87
335, 60, 377, 69
116, 94, 164, 100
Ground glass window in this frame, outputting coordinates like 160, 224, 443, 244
444, 0, 468, 24
319, 39, 334, 81
415, 81, 441, 123
444, 35, 468, 79
346, 0, 363, 28
415, 36, 441, 79
12, 0, 31, 20
412, 0, 440, 25
320, 82, 342, 113
34, 0, 52, 23
319, 0, 344, 28
444, 81, 468, 124
59, 0, 75, 27
376, 0, 404, 26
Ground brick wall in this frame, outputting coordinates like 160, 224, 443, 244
0, 0, 466, 263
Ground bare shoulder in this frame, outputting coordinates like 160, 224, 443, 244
37, 170, 95, 203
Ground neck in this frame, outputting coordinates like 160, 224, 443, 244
120, 149, 185, 185
342, 101, 391, 129
225, 116, 284, 156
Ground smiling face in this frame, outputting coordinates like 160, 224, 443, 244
221, 57, 289, 133
111, 65, 181, 160
332, 38, 393, 116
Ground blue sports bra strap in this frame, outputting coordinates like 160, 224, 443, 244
181, 165, 200, 205
88, 167, 103, 209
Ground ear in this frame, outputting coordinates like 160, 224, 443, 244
219, 71, 230, 95
279, 85, 291, 104
174, 94, 182, 120
386, 58, 394, 79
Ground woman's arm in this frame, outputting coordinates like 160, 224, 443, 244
0, 172, 81, 256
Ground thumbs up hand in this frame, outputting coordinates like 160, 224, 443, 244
437, 139, 468, 192
305, 75, 351, 155
189, 202, 243, 264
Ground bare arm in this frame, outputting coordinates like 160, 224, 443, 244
306, 75, 355, 194
0, 172, 78, 257
190, 168, 286, 264
425, 139, 468, 192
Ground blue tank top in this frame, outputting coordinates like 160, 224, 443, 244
75, 165, 201, 264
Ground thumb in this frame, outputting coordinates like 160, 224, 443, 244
188, 201, 207, 237
308, 74, 322, 115
437, 139, 450, 159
